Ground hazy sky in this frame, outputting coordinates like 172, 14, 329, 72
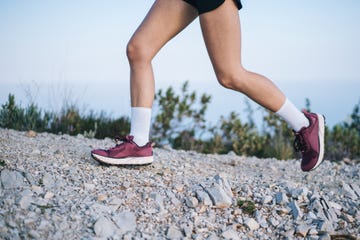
0, 0, 359, 127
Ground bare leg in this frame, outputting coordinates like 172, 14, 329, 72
199, 0, 286, 112
127, 0, 198, 108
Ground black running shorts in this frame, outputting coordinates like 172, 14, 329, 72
183, 0, 242, 15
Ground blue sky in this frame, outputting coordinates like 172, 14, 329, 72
0, 0, 359, 127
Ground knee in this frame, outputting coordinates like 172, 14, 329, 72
216, 69, 248, 92
126, 39, 152, 66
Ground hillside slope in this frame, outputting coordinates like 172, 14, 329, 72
0, 128, 359, 239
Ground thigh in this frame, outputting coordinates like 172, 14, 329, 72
129, 0, 198, 59
199, 0, 242, 75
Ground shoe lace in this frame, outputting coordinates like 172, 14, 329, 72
293, 132, 308, 152
109, 135, 134, 150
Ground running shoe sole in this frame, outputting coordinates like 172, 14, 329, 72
91, 153, 153, 166
308, 114, 325, 171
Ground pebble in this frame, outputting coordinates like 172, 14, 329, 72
18, 196, 32, 210
113, 211, 137, 234
195, 190, 212, 206
1, 170, 26, 189
0, 128, 358, 239
288, 201, 302, 220
166, 225, 183, 239
296, 224, 310, 237
275, 192, 288, 205
244, 218, 260, 231
44, 191, 54, 199
97, 194, 107, 202
262, 195, 273, 204
93, 216, 117, 238
185, 196, 199, 208
222, 228, 239, 240
41, 173, 55, 189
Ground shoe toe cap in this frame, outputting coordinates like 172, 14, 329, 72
91, 149, 107, 156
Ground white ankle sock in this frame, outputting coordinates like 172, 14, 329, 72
275, 98, 309, 132
130, 107, 152, 146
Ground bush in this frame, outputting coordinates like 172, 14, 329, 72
0, 94, 129, 139
151, 81, 211, 149
1, 86, 359, 161
213, 112, 266, 156
261, 110, 295, 160
325, 101, 360, 160
0, 94, 51, 131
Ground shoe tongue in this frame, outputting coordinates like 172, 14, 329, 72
114, 135, 134, 145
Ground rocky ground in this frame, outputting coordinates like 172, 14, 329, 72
0, 128, 359, 240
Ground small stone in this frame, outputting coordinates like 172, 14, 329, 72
207, 186, 232, 208
296, 224, 310, 237
213, 174, 233, 198
1, 169, 26, 189
174, 184, 184, 192
166, 190, 181, 206
44, 191, 54, 199
342, 213, 355, 223
94, 216, 117, 238
341, 182, 358, 200
350, 183, 360, 197
195, 190, 212, 206
222, 228, 239, 240
182, 225, 193, 237
108, 198, 123, 211
281, 229, 295, 238
308, 228, 318, 235
113, 211, 137, 234
31, 185, 43, 195
244, 218, 260, 231
24, 218, 37, 228
18, 196, 32, 210
28, 230, 40, 238
269, 217, 280, 227
24, 172, 36, 185
328, 201, 342, 211
84, 183, 95, 191
31, 149, 41, 155
262, 195, 273, 204
185, 196, 198, 208
42, 173, 55, 189
275, 192, 288, 205
317, 219, 334, 233
291, 187, 309, 202
166, 225, 183, 239
150, 192, 165, 212
97, 194, 107, 202
307, 211, 318, 220
288, 201, 302, 220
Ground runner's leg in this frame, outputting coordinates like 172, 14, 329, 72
199, 0, 285, 112
127, 0, 198, 108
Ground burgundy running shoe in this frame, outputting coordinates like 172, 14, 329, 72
91, 135, 153, 165
293, 110, 325, 171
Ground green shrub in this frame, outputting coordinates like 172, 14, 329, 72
213, 112, 266, 156
0, 93, 129, 139
261, 110, 295, 160
0, 94, 25, 130
152, 81, 211, 149
1, 86, 359, 161
0, 94, 51, 131
325, 101, 360, 160
237, 199, 256, 215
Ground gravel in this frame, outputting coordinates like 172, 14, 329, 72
0, 128, 359, 239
